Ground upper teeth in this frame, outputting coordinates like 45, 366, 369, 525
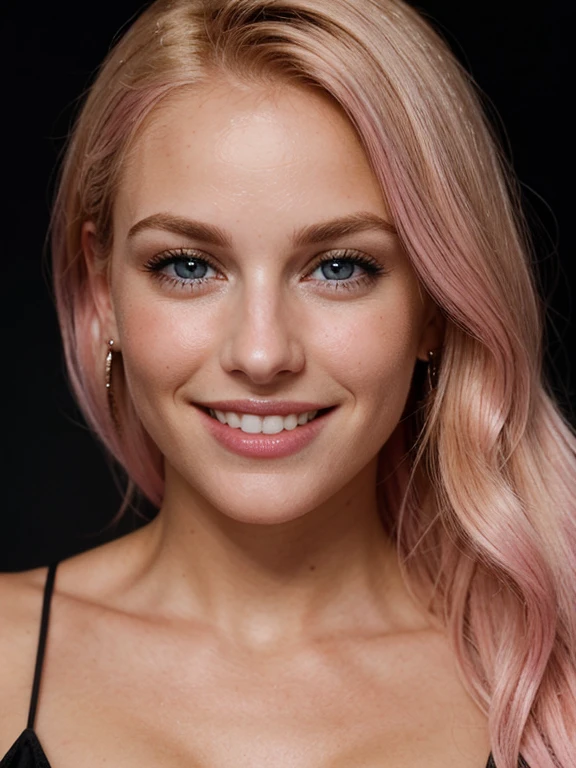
209, 410, 318, 434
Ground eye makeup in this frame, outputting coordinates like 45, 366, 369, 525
142, 246, 389, 294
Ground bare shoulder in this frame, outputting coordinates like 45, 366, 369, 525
0, 567, 49, 657
0, 531, 141, 756
0, 567, 50, 744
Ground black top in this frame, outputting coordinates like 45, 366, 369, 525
0, 563, 519, 767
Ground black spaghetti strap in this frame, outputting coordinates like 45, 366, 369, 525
27, 562, 59, 731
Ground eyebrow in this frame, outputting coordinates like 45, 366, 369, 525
127, 211, 397, 246
127, 214, 232, 247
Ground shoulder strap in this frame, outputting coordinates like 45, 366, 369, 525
27, 562, 59, 730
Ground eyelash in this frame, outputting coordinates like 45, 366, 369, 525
143, 248, 388, 293
144, 249, 221, 292
308, 250, 387, 292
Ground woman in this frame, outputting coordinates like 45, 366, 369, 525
1, 0, 574, 766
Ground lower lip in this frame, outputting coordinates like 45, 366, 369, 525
196, 408, 331, 458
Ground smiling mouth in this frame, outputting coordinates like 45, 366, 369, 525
200, 407, 333, 435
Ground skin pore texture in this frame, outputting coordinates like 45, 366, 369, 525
0, 80, 490, 767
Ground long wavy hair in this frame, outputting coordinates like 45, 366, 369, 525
51, 0, 576, 764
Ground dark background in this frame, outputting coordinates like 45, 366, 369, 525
2, 1, 574, 571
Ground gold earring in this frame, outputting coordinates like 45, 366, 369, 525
105, 339, 121, 433
427, 349, 440, 391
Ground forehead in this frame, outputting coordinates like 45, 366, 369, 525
115, 79, 389, 233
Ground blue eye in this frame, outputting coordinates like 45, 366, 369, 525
309, 252, 384, 284
145, 250, 219, 287
171, 258, 213, 280
314, 259, 357, 281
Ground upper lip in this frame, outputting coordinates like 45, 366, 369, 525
195, 400, 331, 416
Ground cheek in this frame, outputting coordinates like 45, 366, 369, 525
112, 289, 219, 405
314, 298, 422, 401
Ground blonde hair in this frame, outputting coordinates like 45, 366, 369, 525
51, 1, 576, 764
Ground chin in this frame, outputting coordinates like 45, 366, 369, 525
209, 483, 326, 527
163, 445, 378, 528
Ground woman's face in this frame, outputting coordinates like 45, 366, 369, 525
91, 80, 441, 523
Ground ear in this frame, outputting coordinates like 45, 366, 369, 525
416, 299, 445, 362
82, 221, 120, 349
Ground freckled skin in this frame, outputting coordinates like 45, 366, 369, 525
0, 81, 493, 768
99, 80, 442, 525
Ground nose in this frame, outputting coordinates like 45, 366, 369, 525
220, 278, 305, 386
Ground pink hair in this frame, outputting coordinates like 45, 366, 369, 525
51, 1, 576, 764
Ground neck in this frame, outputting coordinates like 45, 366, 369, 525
131, 460, 427, 650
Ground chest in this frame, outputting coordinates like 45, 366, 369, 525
26, 624, 490, 768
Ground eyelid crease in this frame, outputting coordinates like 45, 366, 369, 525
144, 247, 224, 273
306, 248, 387, 272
